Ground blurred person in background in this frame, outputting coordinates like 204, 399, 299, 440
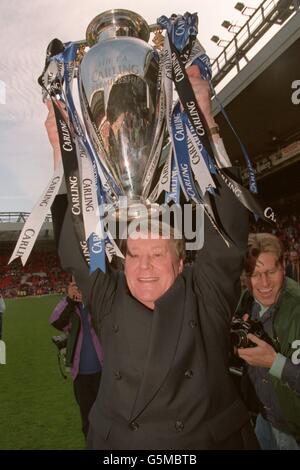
50, 278, 103, 439
285, 250, 300, 283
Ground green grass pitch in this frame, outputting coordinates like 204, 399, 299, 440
0, 295, 84, 449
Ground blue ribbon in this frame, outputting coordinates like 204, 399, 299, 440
212, 92, 258, 194
157, 13, 198, 52
192, 55, 212, 81
88, 233, 106, 273
164, 155, 181, 204
60, 43, 108, 272
182, 111, 216, 176
171, 103, 202, 203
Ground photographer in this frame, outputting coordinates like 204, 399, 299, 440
236, 233, 300, 449
49, 279, 103, 439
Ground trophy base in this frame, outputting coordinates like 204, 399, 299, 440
103, 198, 182, 241
106, 197, 161, 221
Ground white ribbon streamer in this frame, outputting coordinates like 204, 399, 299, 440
9, 164, 64, 266
78, 141, 104, 240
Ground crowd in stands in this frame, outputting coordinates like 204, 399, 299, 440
0, 251, 69, 298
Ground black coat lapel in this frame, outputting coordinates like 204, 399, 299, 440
130, 275, 186, 420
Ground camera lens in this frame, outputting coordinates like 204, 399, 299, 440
230, 330, 249, 348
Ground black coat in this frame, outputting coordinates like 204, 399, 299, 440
52, 170, 258, 450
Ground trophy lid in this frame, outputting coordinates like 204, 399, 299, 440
86, 9, 150, 46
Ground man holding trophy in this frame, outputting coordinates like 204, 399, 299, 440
43, 10, 261, 449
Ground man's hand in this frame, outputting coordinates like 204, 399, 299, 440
237, 334, 277, 368
44, 100, 66, 170
186, 65, 217, 129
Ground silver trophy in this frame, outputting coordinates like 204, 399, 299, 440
78, 10, 163, 213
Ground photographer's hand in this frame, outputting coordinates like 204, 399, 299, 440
237, 335, 277, 368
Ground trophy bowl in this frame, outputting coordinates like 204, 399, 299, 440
78, 9, 162, 214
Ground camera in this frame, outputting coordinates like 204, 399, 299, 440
230, 318, 273, 349
51, 334, 68, 351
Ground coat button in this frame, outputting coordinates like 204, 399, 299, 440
114, 371, 122, 380
175, 420, 184, 432
113, 324, 119, 333
129, 421, 139, 431
262, 378, 268, 384
184, 369, 193, 378
189, 320, 197, 328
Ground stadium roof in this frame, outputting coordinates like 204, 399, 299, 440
0, 212, 53, 242
213, 8, 300, 166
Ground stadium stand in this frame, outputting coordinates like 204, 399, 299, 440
0, 214, 68, 298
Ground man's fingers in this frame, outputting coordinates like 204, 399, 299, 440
247, 333, 263, 346
45, 99, 67, 117
45, 99, 53, 111
56, 100, 67, 111
186, 64, 201, 79
237, 348, 257, 364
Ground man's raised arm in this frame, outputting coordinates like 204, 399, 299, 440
187, 66, 249, 323
45, 100, 116, 308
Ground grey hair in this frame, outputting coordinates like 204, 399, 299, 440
118, 219, 186, 263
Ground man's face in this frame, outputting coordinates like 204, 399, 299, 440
124, 236, 183, 309
249, 252, 284, 307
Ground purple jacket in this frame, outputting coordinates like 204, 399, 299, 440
49, 297, 104, 380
